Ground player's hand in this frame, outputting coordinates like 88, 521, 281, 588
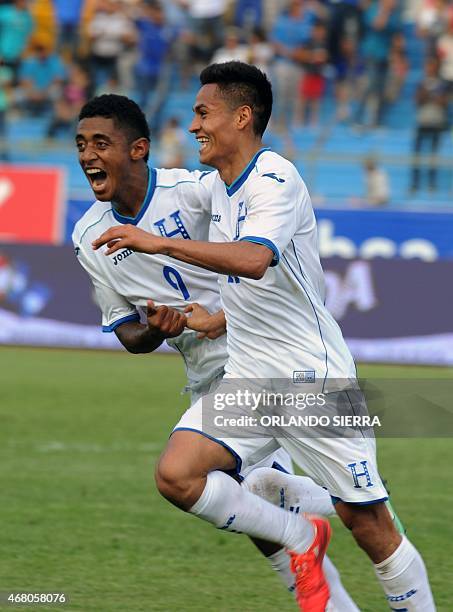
184, 303, 226, 340
147, 299, 187, 338
92, 224, 163, 256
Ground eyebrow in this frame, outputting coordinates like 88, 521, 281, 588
75, 133, 113, 141
193, 103, 207, 112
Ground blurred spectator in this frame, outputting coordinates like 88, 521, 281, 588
87, 0, 136, 91
436, 8, 453, 92
326, 0, 363, 68
353, 0, 402, 128
47, 62, 89, 138
211, 26, 249, 63
334, 36, 366, 121
363, 157, 390, 205
0, 0, 34, 84
410, 56, 448, 193
234, 0, 262, 31
270, 0, 324, 130
157, 116, 187, 167
386, 32, 409, 102
416, 0, 449, 55
0, 58, 13, 160
247, 26, 273, 74
179, 0, 229, 65
53, 0, 83, 60
134, 1, 175, 132
19, 42, 66, 116
296, 20, 330, 125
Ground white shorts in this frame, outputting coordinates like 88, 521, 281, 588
185, 373, 294, 479
174, 378, 388, 504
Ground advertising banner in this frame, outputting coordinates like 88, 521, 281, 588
0, 165, 66, 244
0, 244, 452, 365
315, 208, 453, 261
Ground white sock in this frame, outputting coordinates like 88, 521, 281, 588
323, 556, 360, 611
374, 536, 436, 611
190, 470, 315, 553
242, 467, 335, 516
267, 550, 359, 611
268, 548, 296, 593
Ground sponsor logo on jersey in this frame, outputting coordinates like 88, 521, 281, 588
112, 248, 134, 266
211, 214, 221, 222
262, 172, 285, 183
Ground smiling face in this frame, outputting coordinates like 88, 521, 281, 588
189, 84, 242, 170
76, 116, 136, 202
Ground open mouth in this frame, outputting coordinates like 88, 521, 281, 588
86, 168, 108, 191
197, 137, 209, 153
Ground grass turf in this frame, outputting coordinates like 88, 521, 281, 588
0, 347, 452, 611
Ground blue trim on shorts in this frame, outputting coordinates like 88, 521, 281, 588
172, 427, 243, 475
271, 461, 290, 474
330, 495, 389, 506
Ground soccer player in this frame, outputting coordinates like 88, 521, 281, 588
73, 94, 360, 610
93, 64, 436, 611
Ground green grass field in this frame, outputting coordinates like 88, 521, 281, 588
0, 347, 452, 611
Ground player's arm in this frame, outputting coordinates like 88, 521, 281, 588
92, 228, 274, 280
115, 300, 187, 353
184, 303, 226, 340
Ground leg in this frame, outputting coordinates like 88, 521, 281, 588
275, 387, 435, 611
411, 128, 423, 191
155, 430, 317, 553
156, 392, 331, 610
336, 502, 436, 610
428, 129, 441, 190
243, 465, 360, 611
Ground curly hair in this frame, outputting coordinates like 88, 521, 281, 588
79, 94, 150, 161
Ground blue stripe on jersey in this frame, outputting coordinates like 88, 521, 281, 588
102, 313, 140, 332
112, 168, 157, 225
225, 148, 270, 197
239, 235, 280, 266
282, 251, 329, 392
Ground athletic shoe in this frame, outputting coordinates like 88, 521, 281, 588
288, 516, 332, 611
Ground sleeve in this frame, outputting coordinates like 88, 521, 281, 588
185, 169, 216, 216
72, 230, 139, 332
238, 169, 301, 267
91, 276, 140, 333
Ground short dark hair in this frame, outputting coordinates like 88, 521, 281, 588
79, 94, 150, 161
199, 62, 273, 137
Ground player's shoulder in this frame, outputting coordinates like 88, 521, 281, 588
255, 149, 302, 182
72, 199, 113, 245
155, 167, 217, 189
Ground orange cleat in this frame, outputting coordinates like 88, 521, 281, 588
288, 516, 332, 611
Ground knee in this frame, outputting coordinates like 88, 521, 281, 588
337, 502, 395, 544
242, 467, 282, 505
154, 456, 199, 511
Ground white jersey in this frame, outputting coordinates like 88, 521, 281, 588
72, 167, 226, 387
208, 148, 357, 387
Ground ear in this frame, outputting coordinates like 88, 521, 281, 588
236, 105, 253, 132
130, 137, 150, 161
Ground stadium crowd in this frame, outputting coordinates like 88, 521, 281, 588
0, 0, 452, 195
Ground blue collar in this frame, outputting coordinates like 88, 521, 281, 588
112, 167, 156, 225
225, 148, 270, 197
